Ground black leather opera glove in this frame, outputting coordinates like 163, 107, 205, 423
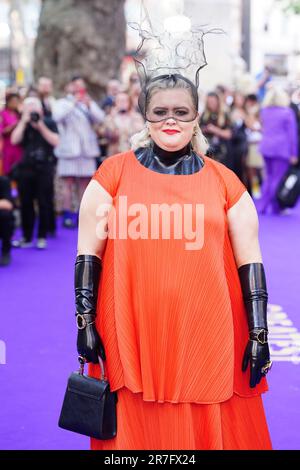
75, 254, 106, 363
238, 262, 272, 388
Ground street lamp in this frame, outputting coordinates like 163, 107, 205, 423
241, 0, 251, 71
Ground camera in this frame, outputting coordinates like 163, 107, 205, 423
30, 112, 40, 123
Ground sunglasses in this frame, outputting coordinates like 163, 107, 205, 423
146, 107, 198, 123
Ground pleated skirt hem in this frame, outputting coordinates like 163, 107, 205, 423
91, 386, 272, 450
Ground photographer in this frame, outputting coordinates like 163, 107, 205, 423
52, 76, 104, 228
11, 97, 59, 249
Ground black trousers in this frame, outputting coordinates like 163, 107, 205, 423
47, 166, 57, 234
232, 146, 247, 183
17, 163, 55, 241
0, 209, 14, 254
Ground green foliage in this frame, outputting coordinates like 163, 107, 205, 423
276, 0, 300, 14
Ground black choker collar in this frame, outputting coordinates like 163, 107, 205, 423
152, 142, 192, 166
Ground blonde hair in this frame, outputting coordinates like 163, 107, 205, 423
23, 96, 43, 111
202, 92, 228, 128
262, 87, 290, 108
130, 122, 209, 155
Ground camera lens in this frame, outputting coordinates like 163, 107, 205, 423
30, 112, 40, 122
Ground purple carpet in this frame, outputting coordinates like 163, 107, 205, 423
1, 201, 300, 450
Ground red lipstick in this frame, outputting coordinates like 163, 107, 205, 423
162, 130, 180, 135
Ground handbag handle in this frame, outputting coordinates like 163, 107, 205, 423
78, 355, 107, 381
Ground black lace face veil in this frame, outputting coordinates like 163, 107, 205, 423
128, 2, 224, 119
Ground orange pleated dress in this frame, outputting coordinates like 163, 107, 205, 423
88, 149, 272, 450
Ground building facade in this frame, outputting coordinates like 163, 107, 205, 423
251, 0, 300, 85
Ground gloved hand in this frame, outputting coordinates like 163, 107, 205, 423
75, 255, 106, 364
77, 314, 106, 363
238, 263, 272, 388
242, 328, 271, 388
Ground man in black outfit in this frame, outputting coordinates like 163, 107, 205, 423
0, 176, 14, 266
11, 97, 59, 249
37, 77, 58, 236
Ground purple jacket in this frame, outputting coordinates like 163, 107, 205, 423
259, 106, 298, 159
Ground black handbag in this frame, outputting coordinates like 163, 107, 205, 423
276, 164, 300, 209
58, 356, 118, 440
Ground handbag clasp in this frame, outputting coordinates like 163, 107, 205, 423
77, 354, 106, 380
78, 355, 85, 375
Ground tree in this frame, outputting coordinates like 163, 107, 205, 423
33, 0, 126, 97
276, 0, 300, 14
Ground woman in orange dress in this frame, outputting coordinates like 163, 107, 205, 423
73, 21, 272, 450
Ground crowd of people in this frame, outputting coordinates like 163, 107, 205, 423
0, 70, 300, 267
